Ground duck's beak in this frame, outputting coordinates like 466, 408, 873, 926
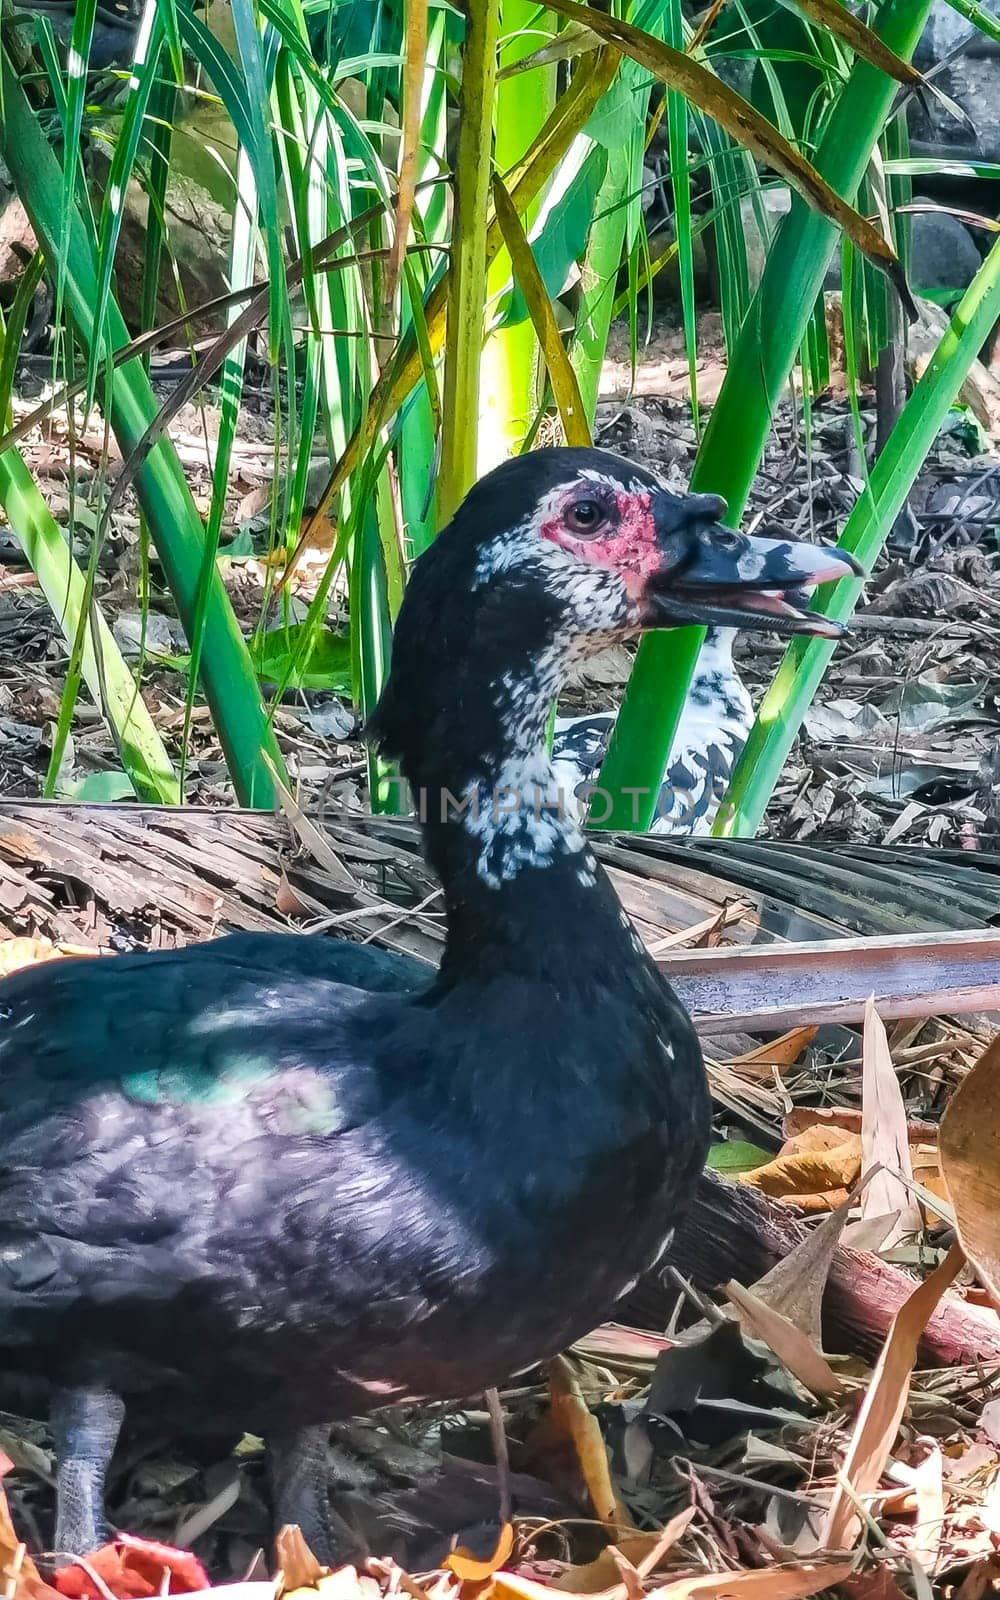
643, 490, 865, 639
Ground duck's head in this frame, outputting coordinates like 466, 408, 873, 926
459, 446, 862, 639
370, 447, 863, 769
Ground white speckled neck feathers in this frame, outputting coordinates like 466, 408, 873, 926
367, 497, 650, 981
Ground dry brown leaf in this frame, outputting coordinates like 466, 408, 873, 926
738, 1196, 852, 1348
275, 1526, 326, 1590
838, 1571, 911, 1600
822, 1242, 965, 1550
860, 1000, 921, 1246
955, 1553, 1000, 1600
550, 1511, 696, 1595
652, 1564, 857, 1600
446, 1526, 515, 1582
282, 1569, 378, 1600
911, 1146, 947, 1206
737, 1132, 861, 1208
493, 1558, 855, 1600
573, 1325, 672, 1362
783, 1108, 938, 1145
724, 1280, 844, 1401
731, 1027, 818, 1074
841, 1214, 901, 1253
939, 1036, 1000, 1305
259, 516, 339, 570
546, 1357, 631, 1531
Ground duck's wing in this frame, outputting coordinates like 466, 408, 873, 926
0, 944, 415, 1255
190, 930, 432, 994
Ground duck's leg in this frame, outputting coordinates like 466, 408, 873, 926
267, 1424, 335, 1563
51, 1387, 125, 1555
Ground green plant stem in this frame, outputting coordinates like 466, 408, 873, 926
0, 449, 180, 802
438, 0, 501, 520
479, 0, 556, 470
593, 0, 933, 831
0, 52, 287, 808
717, 235, 1000, 836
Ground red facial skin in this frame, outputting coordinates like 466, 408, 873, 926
540, 488, 658, 597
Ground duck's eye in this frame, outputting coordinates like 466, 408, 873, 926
564, 499, 606, 537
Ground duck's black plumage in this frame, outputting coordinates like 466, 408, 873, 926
0, 923, 698, 1429
0, 447, 861, 1558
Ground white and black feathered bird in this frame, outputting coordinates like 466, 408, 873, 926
0, 448, 860, 1564
552, 627, 752, 835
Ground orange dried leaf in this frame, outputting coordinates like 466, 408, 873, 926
53, 1537, 209, 1598
0, 1454, 62, 1600
732, 1028, 818, 1072
547, 1356, 630, 1531
737, 1134, 861, 1207
939, 1036, 1000, 1305
822, 1242, 964, 1550
275, 1527, 326, 1591
445, 1525, 515, 1581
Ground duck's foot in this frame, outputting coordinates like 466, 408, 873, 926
51, 1386, 125, 1556
268, 1424, 336, 1565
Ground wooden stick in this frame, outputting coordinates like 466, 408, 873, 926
659, 927, 1000, 1032
621, 1172, 1000, 1368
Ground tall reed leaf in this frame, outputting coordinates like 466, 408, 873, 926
716, 236, 1000, 836
539, 0, 913, 301
438, 0, 500, 519
0, 52, 287, 806
0, 450, 180, 801
307, 46, 620, 537
492, 174, 591, 446
596, 0, 933, 830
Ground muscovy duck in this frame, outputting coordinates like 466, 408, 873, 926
9, 0, 205, 69
0, 448, 860, 1561
551, 626, 752, 835
10, 0, 146, 67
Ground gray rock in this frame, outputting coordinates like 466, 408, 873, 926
911, 0, 1000, 161
915, 0, 1000, 66
909, 203, 983, 302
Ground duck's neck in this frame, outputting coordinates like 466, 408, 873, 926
398, 652, 638, 986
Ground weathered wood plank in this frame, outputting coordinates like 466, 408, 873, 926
661, 927, 1000, 1031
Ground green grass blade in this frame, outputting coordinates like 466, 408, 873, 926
479, 0, 555, 470
492, 173, 591, 444
665, 0, 698, 429
0, 49, 287, 806
940, 0, 1000, 48
594, 0, 933, 832
0, 450, 180, 801
438, 0, 500, 520
715, 234, 1000, 837
540, 0, 910, 299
